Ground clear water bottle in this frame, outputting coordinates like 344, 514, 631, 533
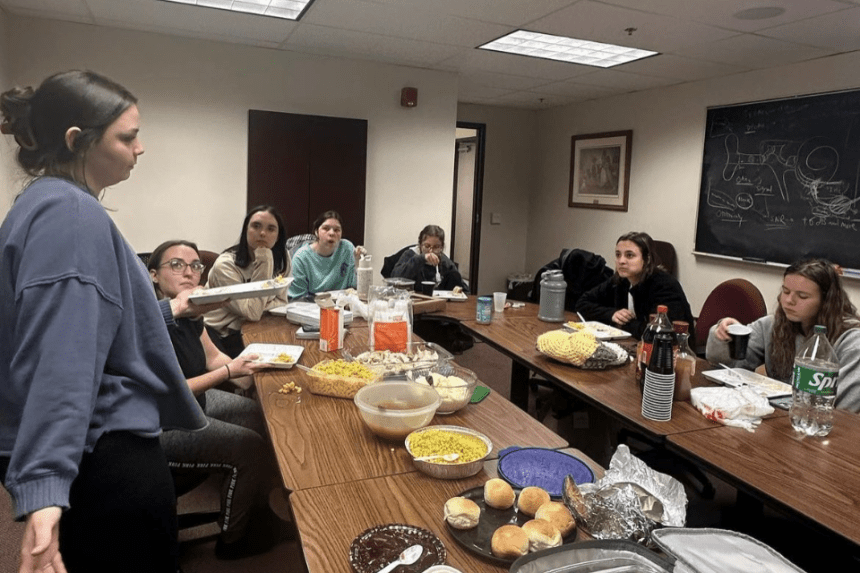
790, 325, 839, 437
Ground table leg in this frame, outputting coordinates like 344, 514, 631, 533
510, 360, 530, 411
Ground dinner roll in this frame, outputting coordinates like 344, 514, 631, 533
516, 486, 550, 517
535, 501, 576, 537
484, 478, 516, 510
490, 525, 529, 559
443, 496, 480, 530
522, 518, 562, 552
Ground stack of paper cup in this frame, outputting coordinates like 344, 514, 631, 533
642, 369, 675, 421
641, 334, 675, 421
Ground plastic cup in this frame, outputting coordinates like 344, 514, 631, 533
493, 292, 507, 312
727, 324, 752, 359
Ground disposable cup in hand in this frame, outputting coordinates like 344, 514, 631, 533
727, 324, 752, 360
493, 292, 507, 312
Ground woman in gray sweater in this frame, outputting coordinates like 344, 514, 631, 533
707, 259, 860, 412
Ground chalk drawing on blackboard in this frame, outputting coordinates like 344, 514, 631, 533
709, 133, 860, 229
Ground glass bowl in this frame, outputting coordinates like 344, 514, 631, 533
415, 364, 479, 414
353, 380, 441, 441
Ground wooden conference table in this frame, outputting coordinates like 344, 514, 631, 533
428, 296, 859, 552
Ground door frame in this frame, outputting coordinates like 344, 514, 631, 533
452, 121, 486, 293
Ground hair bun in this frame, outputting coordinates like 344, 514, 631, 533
0, 86, 38, 151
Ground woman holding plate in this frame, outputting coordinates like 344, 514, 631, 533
204, 205, 291, 357
148, 240, 287, 559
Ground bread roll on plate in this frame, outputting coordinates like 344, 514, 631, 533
490, 524, 529, 559
521, 518, 562, 552
535, 501, 576, 537
516, 486, 550, 517
443, 496, 480, 530
483, 478, 516, 510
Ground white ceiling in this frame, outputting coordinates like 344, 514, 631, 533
2, 0, 859, 109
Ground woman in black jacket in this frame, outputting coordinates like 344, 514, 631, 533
576, 232, 695, 342
391, 225, 467, 291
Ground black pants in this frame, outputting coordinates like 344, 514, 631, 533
1, 432, 179, 573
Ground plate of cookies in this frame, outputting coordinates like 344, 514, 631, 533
443, 478, 577, 565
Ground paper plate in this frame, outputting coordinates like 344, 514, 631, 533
498, 448, 594, 497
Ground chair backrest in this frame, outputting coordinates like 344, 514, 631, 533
381, 244, 416, 279
198, 250, 219, 285
695, 278, 768, 353
652, 240, 677, 278
286, 234, 315, 259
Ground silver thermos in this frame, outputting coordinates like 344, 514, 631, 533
538, 270, 566, 322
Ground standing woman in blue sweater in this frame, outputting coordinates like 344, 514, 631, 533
0, 71, 206, 572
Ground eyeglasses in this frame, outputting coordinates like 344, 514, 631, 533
160, 259, 206, 274
421, 243, 443, 253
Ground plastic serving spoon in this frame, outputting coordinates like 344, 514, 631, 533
375, 544, 423, 573
413, 453, 460, 462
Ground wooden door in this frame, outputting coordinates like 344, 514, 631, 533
248, 110, 367, 245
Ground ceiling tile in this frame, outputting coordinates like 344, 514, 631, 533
286, 24, 464, 67
759, 7, 860, 52
302, 0, 510, 47
489, 90, 584, 108
573, 69, 680, 91
529, 79, 623, 99
528, 0, 737, 54
675, 33, 836, 69
350, 0, 578, 27
458, 71, 557, 91
620, 53, 748, 81
439, 49, 596, 81
1, 0, 92, 20
600, 0, 851, 33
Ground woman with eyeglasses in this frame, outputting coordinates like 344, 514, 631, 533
391, 225, 467, 291
204, 205, 290, 357
147, 240, 287, 559
0, 71, 206, 572
288, 210, 366, 300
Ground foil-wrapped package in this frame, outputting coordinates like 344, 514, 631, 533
563, 444, 687, 544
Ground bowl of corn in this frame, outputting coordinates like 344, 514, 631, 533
354, 380, 441, 441
405, 425, 492, 479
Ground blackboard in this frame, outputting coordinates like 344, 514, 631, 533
695, 89, 860, 271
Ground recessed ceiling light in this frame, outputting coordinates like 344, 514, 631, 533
478, 30, 658, 68
159, 0, 314, 21
733, 6, 786, 20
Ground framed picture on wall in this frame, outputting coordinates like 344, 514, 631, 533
568, 130, 632, 211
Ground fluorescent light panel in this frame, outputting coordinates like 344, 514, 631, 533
160, 0, 313, 21
479, 30, 658, 68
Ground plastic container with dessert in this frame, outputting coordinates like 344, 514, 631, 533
303, 359, 382, 399
353, 380, 441, 440
405, 425, 492, 479
413, 364, 479, 414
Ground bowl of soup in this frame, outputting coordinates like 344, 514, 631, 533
354, 381, 441, 441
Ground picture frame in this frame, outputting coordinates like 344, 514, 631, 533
568, 130, 632, 211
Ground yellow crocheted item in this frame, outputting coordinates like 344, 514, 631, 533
536, 330, 599, 366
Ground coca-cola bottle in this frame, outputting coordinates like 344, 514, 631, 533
635, 305, 673, 391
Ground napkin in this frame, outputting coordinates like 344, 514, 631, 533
690, 386, 774, 432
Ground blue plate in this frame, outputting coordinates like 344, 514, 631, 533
498, 448, 594, 497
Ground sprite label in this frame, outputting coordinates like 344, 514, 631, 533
792, 364, 838, 396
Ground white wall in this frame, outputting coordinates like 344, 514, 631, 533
457, 104, 537, 293
529, 52, 860, 315
0, 8, 20, 212
2, 16, 459, 280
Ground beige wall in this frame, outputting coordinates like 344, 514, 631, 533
528, 52, 860, 315
1, 16, 459, 285
457, 103, 537, 293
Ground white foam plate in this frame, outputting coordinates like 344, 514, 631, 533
702, 368, 792, 398
433, 290, 467, 301
239, 343, 304, 369
563, 321, 630, 340
190, 278, 291, 304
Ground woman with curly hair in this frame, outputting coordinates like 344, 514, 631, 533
707, 258, 860, 412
